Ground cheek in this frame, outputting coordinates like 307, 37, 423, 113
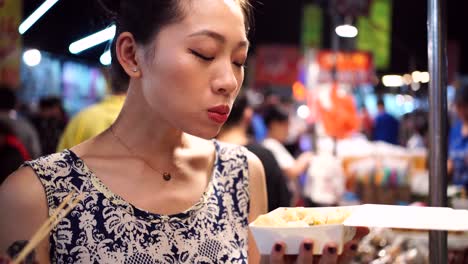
158, 55, 205, 93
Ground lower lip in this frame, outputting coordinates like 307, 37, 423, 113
207, 111, 229, 123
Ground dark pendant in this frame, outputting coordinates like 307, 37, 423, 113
163, 172, 171, 181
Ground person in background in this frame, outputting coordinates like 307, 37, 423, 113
372, 98, 400, 145
262, 104, 313, 180
0, 120, 29, 183
406, 110, 428, 149
31, 96, 67, 155
0, 85, 41, 159
448, 84, 468, 191
359, 106, 373, 139
56, 82, 127, 151
217, 94, 292, 211
262, 104, 314, 206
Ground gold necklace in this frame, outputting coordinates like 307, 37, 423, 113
109, 125, 172, 181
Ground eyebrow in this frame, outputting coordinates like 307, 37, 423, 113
188, 30, 249, 49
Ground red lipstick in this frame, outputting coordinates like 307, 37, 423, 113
207, 105, 230, 124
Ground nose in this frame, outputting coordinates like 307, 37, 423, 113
211, 63, 239, 96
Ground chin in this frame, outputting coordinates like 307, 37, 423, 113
184, 125, 222, 140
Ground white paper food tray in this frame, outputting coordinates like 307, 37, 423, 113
249, 206, 358, 255
249, 204, 468, 255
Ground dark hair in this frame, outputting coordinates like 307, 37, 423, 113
263, 104, 289, 128
224, 93, 248, 127
455, 84, 468, 106
99, 0, 253, 89
0, 85, 16, 111
0, 119, 14, 136
39, 96, 62, 110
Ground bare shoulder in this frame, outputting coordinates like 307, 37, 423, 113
245, 149, 267, 215
245, 150, 264, 177
245, 150, 267, 263
0, 166, 48, 258
0, 166, 46, 213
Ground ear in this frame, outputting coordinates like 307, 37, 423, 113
115, 32, 142, 78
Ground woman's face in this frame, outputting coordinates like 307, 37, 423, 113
137, 0, 248, 139
271, 120, 290, 142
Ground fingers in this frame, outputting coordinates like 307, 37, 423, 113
317, 243, 338, 264
0, 256, 10, 264
353, 227, 370, 240
449, 250, 468, 264
268, 239, 361, 264
338, 240, 359, 264
269, 242, 286, 264
268, 240, 315, 264
296, 239, 314, 264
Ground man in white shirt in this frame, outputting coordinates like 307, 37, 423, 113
261, 105, 313, 205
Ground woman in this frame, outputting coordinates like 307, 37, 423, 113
0, 0, 366, 263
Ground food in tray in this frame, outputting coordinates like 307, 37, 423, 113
252, 207, 352, 227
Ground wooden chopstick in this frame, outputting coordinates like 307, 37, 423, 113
12, 191, 84, 264
30, 190, 76, 238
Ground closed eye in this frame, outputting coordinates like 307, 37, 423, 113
233, 61, 246, 68
189, 49, 214, 61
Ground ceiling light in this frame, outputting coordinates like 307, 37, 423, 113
411, 71, 422, 83
402, 74, 412, 85
420, 71, 430, 83
297, 105, 310, 119
382, 75, 403, 87
19, 0, 60, 34
23, 49, 42, 67
69, 25, 116, 54
335, 24, 358, 38
100, 50, 112, 66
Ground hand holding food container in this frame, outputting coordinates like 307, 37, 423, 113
250, 204, 468, 263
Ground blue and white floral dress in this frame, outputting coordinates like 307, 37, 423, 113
25, 140, 250, 264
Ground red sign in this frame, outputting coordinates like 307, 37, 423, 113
255, 45, 300, 87
316, 50, 374, 85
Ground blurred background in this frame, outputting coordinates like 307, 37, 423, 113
2, 0, 468, 262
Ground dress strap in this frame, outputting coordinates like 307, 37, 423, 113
22, 150, 80, 213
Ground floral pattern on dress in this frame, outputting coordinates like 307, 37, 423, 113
25, 140, 250, 264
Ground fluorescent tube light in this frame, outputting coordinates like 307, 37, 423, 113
69, 25, 116, 54
100, 50, 112, 66
19, 0, 60, 34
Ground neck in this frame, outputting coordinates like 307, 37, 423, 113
267, 131, 283, 142
109, 86, 186, 163
217, 126, 249, 146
